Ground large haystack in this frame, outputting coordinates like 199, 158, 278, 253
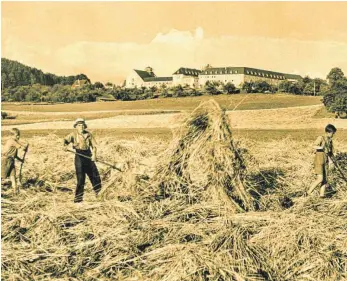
152, 99, 256, 212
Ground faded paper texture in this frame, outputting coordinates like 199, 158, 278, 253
1, 2, 347, 281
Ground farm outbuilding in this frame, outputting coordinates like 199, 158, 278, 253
71, 79, 91, 89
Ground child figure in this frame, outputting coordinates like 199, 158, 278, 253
1, 128, 28, 195
308, 124, 337, 198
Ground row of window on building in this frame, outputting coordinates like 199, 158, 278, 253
201, 70, 285, 80
182, 71, 200, 76
145, 81, 171, 86
203, 70, 239, 75
245, 71, 285, 79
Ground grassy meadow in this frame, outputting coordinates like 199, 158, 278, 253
2, 93, 324, 127
2, 93, 322, 112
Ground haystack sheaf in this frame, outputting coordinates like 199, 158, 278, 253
152, 100, 256, 212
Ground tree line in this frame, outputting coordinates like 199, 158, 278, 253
1, 58, 345, 117
1, 58, 90, 89
0, 77, 328, 104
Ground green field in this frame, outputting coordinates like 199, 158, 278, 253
2, 94, 322, 112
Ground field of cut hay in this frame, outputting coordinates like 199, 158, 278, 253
2, 100, 347, 281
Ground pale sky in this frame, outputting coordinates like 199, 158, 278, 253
2, 2, 347, 84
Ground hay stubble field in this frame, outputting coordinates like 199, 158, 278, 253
1, 94, 347, 281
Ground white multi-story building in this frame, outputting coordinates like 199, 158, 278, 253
125, 67, 172, 88
198, 67, 302, 88
172, 67, 201, 88
125, 66, 302, 89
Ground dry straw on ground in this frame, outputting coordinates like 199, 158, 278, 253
1, 100, 347, 281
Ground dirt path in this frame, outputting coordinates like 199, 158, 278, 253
2, 105, 347, 131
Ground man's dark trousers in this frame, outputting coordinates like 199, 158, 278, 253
74, 149, 101, 203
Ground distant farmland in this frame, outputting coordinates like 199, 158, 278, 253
2, 93, 322, 112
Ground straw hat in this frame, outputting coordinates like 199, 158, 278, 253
73, 118, 87, 128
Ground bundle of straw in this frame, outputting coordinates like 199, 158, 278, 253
151, 100, 257, 212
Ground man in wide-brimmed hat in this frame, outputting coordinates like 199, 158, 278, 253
63, 118, 101, 203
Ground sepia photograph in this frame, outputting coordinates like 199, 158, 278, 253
1, 1, 347, 280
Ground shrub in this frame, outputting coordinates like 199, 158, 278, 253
323, 68, 347, 118
323, 91, 347, 118
1, 111, 8, 119
223, 82, 238, 94
205, 81, 222, 95
242, 81, 272, 93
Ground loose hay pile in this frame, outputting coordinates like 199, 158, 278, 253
151, 99, 257, 212
330, 152, 347, 196
2, 100, 347, 281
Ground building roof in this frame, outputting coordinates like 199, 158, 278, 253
173, 67, 202, 76
134, 69, 156, 80
283, 73, 303, 80
200, 67, 302, 80
143, 77, 173, 82
244, 67, 286, 80
71, 79, 90, 88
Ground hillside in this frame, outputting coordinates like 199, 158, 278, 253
1, 58, 90, 89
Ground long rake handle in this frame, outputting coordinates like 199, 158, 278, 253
330, 156, 347, 183
66, 149, 121, 171
19, 144, 29, 185
322, 139, 347, 183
